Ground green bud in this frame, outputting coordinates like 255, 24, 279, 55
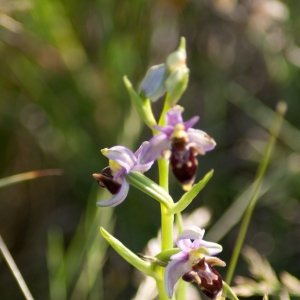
166, 37, 187, 73
167, 170, 214, 215
165, 66, 189, 105
165, 37, 189, 105
139, 64, 167, 102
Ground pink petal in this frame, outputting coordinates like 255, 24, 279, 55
187, 128, 216, 152
104, 146, 137, 173
139, 133, 171, 164
165, 106, 184, 126
164, 259, 191, 298
184, 116, 199, 130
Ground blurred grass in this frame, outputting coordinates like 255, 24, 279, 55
47, 188, 114, 300
1, 0, 300, 299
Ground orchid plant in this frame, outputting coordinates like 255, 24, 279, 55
93, 38, 284, 300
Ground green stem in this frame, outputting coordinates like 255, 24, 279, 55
156, 267, 176, 300
157, 94, 174, 251
226, 102, 287, 285
176, 279, 187, 300
158, 158, 169, 193
158, 157, 174, 251
158, 94, 171, 128
175, 213, 184, 235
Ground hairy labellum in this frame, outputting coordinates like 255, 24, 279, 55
93, 167, 121, 195
169, 124, 198, 190
182, 258, 223, 300
170, 144, 198, 189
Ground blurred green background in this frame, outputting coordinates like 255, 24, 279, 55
1, 0, 300, 299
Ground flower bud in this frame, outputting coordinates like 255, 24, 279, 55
165, 66, 189, 105
139, 64, 167, 102
166, 37, 187, 73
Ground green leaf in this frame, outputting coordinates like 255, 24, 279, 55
222, 281, 239, 300
125, 171, 173, 209
100, 227, 159, 280
123, 76, 157, 129
167, 170, 214, 215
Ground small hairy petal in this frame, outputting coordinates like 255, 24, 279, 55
164, 259, 191, 298
184, 116, 199, 130
187, 129, 216, 152
97, 177, 129, 207
153, 125, 174, 137
198, 240, 223, 256
104, 146, 137, 173
140, 133, 171, 164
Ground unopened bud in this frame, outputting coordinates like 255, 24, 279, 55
166, 67, 189, 105
166, 37, 187, 73
139, 64, 167, 102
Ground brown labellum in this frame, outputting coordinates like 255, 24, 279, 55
170, 143, 198, 190
169, 124, 198, 190
93, 167, 121, 195
182, 257, 223, 300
